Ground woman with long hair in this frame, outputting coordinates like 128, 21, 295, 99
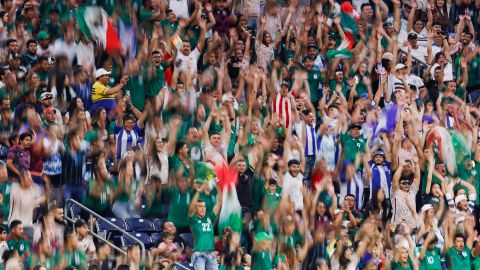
146, 136, 168, 186
90, 107, 108, 142
67, 108, 90, 133
112, 151, 142, 219
64, 97, 91, 128
432, 0, 451, 29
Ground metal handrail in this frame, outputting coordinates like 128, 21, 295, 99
64, 199, 146, 260
398, 48, 429, 77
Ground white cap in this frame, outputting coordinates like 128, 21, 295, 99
455, 194, 467, 206
395, 63, 406, 72
421, 204, 433, 213
95, 68, 111, 78
382, 52, 394, 61
407, 74, 425, 89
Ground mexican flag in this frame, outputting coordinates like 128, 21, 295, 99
213, 162, 242, 234
75, 6, 123, 55
339, 2, 359, 50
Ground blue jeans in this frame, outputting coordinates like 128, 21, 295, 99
64, 184, 84, 216
192, 251, 218, 270
303, 155, 316, 188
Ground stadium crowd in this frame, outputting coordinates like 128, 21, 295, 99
0, 0, 478, 269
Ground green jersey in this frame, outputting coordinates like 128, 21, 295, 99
0, 182, 11, 218
348, 70, 370, 97
307, 70, 324, 103
414, 246, 442, 270
146, 62, 169, 97
167, 186, 192, 228
64, 249, 87, 270
329, 79, 349, 99
28, 254, 56, 270
83, 180, 114, 214
252, 251, 273, 270
188, 212, 217, 252
124, 72, 146, 111
390, 257, 414, 270
160, 19, 179, 39
446, 247, 472, 270
6, 235, 30, 256
264, 187, 282, 215
169, 154, 190, 178
340, 132, 366, 164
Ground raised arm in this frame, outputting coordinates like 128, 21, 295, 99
406, 1, 417, 32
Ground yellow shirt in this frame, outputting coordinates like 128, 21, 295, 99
91, 81, 114, 102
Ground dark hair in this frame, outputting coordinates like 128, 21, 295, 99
345, 194, 356, 199
9, 219, 21, 230
117, 265, 131, 270
6, 38, 17, 47
175, 141, 187, 154
26, 39, 37, 47
360, 3, 371, 10
63, 226, 76, 243
38, 56, 48, 63
19, 131, 32, 141
338, 246, 352, 267
67, 97, 82, 119
454, 232, 465, 240
2, 249, 16, 263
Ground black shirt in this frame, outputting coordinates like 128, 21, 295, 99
235, 168, 254, 211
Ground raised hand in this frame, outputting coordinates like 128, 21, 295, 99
205, 3, 212, 12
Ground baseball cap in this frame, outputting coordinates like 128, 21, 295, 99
254, 232, 273, 242
394, 63, 406, 71
382, 52, 394, 61
44, 107, 56, 114
348, 123, 362, 130
37, 31, 50, 41
455, 194, 467, 206
373, 150, 385, 157
95, 68, 111, 78
421, 204, 433, 213
40, 92, 54, 101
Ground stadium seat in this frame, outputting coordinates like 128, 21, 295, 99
153, 218, 164, 231
96, 217, 126, 239
125, 218, 155, 232
179, 233, 194, 248
469, 90, 480, 104
150, 232, 162, 246
121, 232, 153, 248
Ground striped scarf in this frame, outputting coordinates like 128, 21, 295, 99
116, 128, 138, 160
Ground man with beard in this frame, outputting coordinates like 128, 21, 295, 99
21, 39, 38, 69
282, 159, 304, 212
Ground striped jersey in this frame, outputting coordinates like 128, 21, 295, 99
272, 94, 292, 128
339, 170, 365, 210
304, 123, 316, 156
114, 124, 144, 160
